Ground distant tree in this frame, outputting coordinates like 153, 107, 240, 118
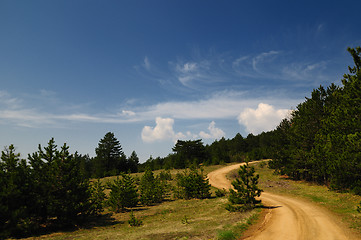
226, 161, 263, 212
139, 168, 165, 205
78, 154, 92, 179
207, 138, 231, 164
94, 132, 127, 177
106, 173, 138, 212
127, 151, 139, 173
230, 133, 247, 156
172, 139, 207, 168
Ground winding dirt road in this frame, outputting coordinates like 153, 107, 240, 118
207, 162, 360, 240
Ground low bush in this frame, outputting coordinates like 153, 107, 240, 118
215, 188, 227, 197
128, 211, 142, 227
174, 167, 211, 199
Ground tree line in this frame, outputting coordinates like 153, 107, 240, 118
78, 131, 282, 177
270, 47, 361, 194
140, 131, 281, 171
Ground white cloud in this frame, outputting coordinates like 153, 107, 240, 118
199, 121, 225, 139
141, 118, 225, 143
238, 103, 290, 135
0, 91, 22, 109
177, 62, 198, 73
143, 56, 151, 70
121, 110, 136, 116
141, 117, 185, 143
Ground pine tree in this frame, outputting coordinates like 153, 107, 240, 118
127, 151, 139, 173
226, 162, 263, 212
28, 139, 91, 226
139, 168, 165, 205
318, 47, 361, 193
87, 180, 106, 216
95, 132, 127, 177
0, 145, 33, 237
52, 146, 91, 224
107, 173, 138, 212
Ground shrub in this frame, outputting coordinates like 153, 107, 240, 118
217, 230, 236, 240
87, 180, 105, 216
159, 169, 172, 181
128, 211, 142, 227
174, 167, 211, 199
215, 188, 227, 197
107, 173, 138, 212
181, 215, 189, 224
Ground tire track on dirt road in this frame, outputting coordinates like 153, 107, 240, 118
207, 161, 360, 240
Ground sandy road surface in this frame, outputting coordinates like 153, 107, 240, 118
207, 162, 360, 240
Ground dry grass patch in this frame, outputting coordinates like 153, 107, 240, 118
24, 197, 259, 240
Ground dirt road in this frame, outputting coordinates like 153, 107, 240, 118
207, 162, 360, 240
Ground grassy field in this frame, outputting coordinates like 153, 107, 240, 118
22, 161, 361, 239
23, 164, 260, 240
228, 161, 361, 234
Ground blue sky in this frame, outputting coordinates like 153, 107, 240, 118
1, 0, 361, 162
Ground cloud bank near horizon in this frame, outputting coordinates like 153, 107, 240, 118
0, 89, 295, 144
141, 118, 226, 143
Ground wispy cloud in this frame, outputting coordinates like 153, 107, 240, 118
173, 60, 211, 88
252, 50, 279, 71
0, 91, 22, 109
143, 56, 151, 70
231, 50, 331, 86
134, 49, 334, 97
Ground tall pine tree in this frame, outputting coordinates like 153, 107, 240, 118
94, 132, 127, 177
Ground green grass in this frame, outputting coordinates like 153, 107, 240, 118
23, 164, 260, 240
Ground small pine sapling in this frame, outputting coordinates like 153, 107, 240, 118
226, 161, 263, 212
128, 211, 142, 227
